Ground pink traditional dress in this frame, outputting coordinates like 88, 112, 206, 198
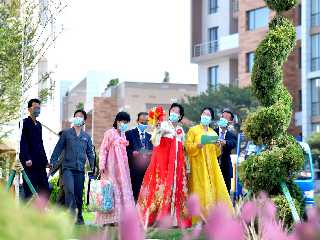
95, 128, 135, 225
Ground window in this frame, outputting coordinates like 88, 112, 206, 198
311, 33, 320, 71
208, 27, 218, 53
208, 0, 218, 14
312, 0, 320, 27
208, 66, 218, 90
246, 52, 255, 73
246, 7, 269, 31
311, 78, 320, 117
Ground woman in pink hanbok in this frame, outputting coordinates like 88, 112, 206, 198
95, 112, 135, 225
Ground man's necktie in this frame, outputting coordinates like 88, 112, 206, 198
220, 132, 225, 140
141, 132, 146, 148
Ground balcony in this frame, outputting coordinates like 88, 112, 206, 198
192, 34, 239, 62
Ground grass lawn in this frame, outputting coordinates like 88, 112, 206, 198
80, 211, 207, 239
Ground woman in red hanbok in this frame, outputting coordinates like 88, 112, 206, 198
137, 103, 191, 228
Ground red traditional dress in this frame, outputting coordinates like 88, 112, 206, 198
137, 121, 191, 228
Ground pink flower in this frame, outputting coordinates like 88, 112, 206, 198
119, 206, 144, 240
306, 207, 319, 225
261, 200, 276, 220
293, 223, 318, 240
191, 223, 202, 239
241, 201, 257, 223
205, 204, 244, 240
32, 194, 49, 212
262, 221, 291, 240
157, 215, 173, 229
187, 194, 201, 216
256, 193, 276, 221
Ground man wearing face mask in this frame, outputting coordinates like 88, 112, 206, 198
50, 109, 95, 225
20, 99, 50, 199
125, 112, 153, 202
214, 117, 237, 194
222, 108, 237, 135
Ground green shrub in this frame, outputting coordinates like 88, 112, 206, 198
265, 0, 298, 13
240, 0, 305, 224
49, 175, 60, 204
0, 188, 73, 239
272, 194, 301, 229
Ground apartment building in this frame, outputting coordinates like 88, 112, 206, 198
191, 0, 305, 137
301, 0, 320, 137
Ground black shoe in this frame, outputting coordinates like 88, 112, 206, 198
75, 216, 85, 225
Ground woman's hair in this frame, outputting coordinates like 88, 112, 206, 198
74, 109, 87, 120
168, 103, 184, 122
201, 107, 214, 119
113, 111, 131, 129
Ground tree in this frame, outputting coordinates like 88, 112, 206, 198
239, 0, 304, 227
163, 71, 170, 83
181, 85, 259, 126
106, 78, 119, 89
0, 0, 67, 140
75, 102, 84, 111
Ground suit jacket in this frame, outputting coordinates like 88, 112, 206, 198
19, 116, 48, 169
214, 128, 237, 179
126, 127, 153, 200
126, 128, 153, 164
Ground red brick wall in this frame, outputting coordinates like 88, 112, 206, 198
92, 97, 118, 150
283, 41, 301, 136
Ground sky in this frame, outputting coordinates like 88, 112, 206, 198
51, 0, 198, 84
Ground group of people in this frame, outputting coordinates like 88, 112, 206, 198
19, 98, 237, 228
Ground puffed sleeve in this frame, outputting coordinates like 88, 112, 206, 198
99, 130, 111, 170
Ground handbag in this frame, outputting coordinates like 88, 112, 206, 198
88, 177, 114, 213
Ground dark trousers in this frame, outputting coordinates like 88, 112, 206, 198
220, 163, 231, 194
63, 169, 85, 219
23, 168, 49, 199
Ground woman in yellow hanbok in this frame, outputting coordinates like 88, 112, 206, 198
185, 107, 233, 222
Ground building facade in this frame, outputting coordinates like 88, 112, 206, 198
91, 82, 197, 149
301, 0, 320, 137
191, 0, 309, 138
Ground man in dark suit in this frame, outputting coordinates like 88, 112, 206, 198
215, 116, 237, 194
20, 99, 50, 199
126, 112, 153, 201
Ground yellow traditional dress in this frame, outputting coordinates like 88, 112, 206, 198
185, 124, 233, 223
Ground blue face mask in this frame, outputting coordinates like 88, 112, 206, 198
32, 107, 41, 118
73, 117, 84, 127
119, 123, 129, 133
200, 115, 211, 126
217, 118, 228, 128
137, 123, 148, 132
169, 112, 180, 123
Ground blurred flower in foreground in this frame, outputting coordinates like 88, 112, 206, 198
187, 194, 201, 216
119, 206, 144, 240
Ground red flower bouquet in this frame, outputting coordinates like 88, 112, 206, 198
148, 106, 166, 127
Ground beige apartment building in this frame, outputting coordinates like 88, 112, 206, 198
191, 0, 304, 137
